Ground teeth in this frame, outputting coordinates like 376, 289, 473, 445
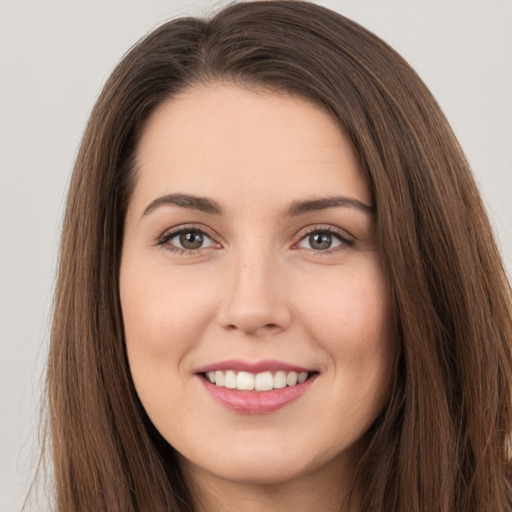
273, 370, 287, 389
214, 370, 224, 387
224, 370, 237, 389
205, 369, 311, 391
237, 371, 254, 390
255, 371, 273, 391
286, 371, 298, 386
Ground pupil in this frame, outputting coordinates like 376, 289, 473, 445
310, 232, 332, 250
180, 231, 203, 249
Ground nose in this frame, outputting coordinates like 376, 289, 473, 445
216, 251, 292, 336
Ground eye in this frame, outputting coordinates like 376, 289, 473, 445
158, 227, 218, 253
296, 227, 353, 252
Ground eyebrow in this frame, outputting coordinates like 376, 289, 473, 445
283, 196, 374, 217
142, 193, 223, 217
141, 193, 374, 218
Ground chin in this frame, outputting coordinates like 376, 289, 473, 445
178, 434, 353, 489
188, 454, 311, 487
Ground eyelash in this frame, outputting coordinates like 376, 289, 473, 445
156, 224, 354, 255
295, 225, 354, 254
156, 224, 218, 255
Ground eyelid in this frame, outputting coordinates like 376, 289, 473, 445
156, 224, 221, 253
155, 223, 354, 255
292, 224, 355, 251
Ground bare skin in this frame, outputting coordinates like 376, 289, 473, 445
120, 84, 395, 511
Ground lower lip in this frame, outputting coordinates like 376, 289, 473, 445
199, 374, 317, 414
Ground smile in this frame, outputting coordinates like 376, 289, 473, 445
196, 361, 318, 414
204, 370, 309, 391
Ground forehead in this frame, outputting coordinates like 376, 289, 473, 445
131, 84, 370, 215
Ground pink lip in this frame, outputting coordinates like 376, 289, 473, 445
197, 372, 318, 415
195, 359, 313, 374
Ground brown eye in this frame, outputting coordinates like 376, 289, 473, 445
160, 228, 217, 253
180, 231, 204, 249
309, 232, 333, 250
296, 228, 353, 252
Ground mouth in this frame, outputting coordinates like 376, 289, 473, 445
196, 362, 319, 414
202, 369, 313, 392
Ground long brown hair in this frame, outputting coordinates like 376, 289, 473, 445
45, 1, 512, 510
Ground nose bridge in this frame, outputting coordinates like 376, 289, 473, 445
218, 241, 291, 335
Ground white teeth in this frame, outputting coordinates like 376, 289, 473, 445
286, 371, 298, 386
224, 370, 237, 389
237, 371, 255, 390
255, 371, 274, 391
215, 370, 224, 387
273, 370, 287, 389
205, 369, 311, 391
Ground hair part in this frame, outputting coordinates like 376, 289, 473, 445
45, 1, 512, 511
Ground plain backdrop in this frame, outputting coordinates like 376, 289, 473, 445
1, 1, 511, 510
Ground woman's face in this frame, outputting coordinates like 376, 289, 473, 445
120, 84, 396, 490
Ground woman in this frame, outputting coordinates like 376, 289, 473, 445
46, 1, 512, 510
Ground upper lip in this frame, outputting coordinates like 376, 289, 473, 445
195, 359, 315, 374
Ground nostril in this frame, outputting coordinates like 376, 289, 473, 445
224, 322, 281, 333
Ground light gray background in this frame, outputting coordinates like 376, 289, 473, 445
1, 1, 511, 510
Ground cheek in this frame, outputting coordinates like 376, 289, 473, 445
120, 264, 217, 358
301, 268, 392, 341
120, 262, 220, 427
294, 262, 396, 388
